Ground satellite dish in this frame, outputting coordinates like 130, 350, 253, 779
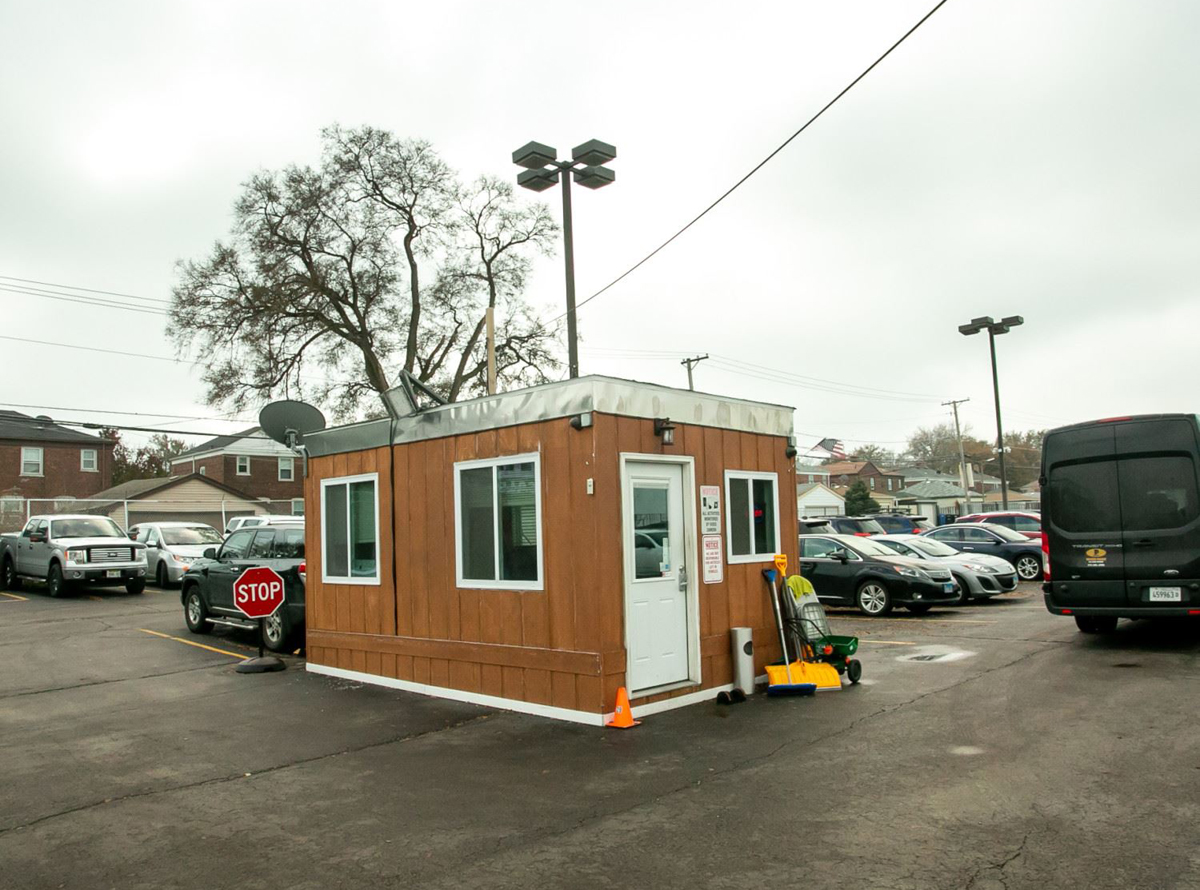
259, 401, 326, 448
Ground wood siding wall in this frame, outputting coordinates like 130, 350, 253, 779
305, 414, 797, 716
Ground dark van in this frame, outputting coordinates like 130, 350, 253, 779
1041, 414, 1200, 633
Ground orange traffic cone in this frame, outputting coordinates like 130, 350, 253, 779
606, 686, 641, 729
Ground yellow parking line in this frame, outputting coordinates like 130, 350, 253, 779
88, 595, 104, 601
138, 628, 244, 659
0, 591, 28, 601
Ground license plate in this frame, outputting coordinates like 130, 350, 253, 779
105, 570, 122, 579
943, 582, 955, 594
1148, 586, 1181, 602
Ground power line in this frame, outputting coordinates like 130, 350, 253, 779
0, 334, 195, 364
0, 273, 171, 304
0, 401, 255, 423
544, 0, 953, 323
50, 417, 273, 439
0, 284, 168, 316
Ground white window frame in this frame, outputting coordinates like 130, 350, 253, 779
21, 447, 43, 477
724, 469, 781, 564
453, 452, 544, 592
199, 466, 207, 476
319, 472, 381, 586
236, 455, 251, 476
291, 498, 305, 516
278, 456, 295, 481
80, 448, 98, 472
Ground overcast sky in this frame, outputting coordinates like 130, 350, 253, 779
2, 0, 1197, 454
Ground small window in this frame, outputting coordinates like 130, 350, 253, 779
278, 457, 295, 481
81, 449, 98, 472
21, 447, 43, 477
961, 528, 997, 543
236, 456, 251, 476
219, 529, 255, 560
321, 473, 379, 584
248, 529, 277, 559
1119, 455, 1199, 531
272, 527, 305, 559
800, 536, 841, 559
199, 466, 207, 476
869, 477, 876, 490
886, 478, 892, 491
455, 454, 542, 590
929, 526, 964, 542
725, 470, 780, 563
291, 498, 305, 516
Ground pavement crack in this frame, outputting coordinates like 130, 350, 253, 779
0, 713, 489, 837
0, 662, 234, 701
965, 831, 1030, 889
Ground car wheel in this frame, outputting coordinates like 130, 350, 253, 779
952, 574, 971, 604
156, 563, 170, 589
47, 563, 68, 598
1015, 554, 1042, 581
846, 659, 863, 684
184, 587, 211, 633
1074, 615, 1118, 634
2, 558, 21, 591
125, 577, 145, 595
907, 604, 932, 614
262, 610, 292, 653
856, 581, 892, 616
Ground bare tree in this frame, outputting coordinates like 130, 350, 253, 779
170, 126, 561, 419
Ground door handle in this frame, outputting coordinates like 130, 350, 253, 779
801, 562, 815, 569
1131, 539, 1154, 548
962, 547, 975, 551
678, 563, 688, 592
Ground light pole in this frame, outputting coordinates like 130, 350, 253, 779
958, 315, 1024, 510
512, 139, 617, 380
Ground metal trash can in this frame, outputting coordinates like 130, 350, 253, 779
731, 627, 754, 694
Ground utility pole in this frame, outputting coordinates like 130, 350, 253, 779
680, 354, 709, 391
943, 398, 972, 511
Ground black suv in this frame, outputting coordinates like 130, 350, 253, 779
799, 533, 958, 615
180, 523, 306, 652
866, 514, 935, 535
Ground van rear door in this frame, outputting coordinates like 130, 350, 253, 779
1043, 423, 1125, 607
1114, 418, 1200, 608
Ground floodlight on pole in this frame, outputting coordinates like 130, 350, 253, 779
959, 313, 1025, 509
513, 137, 617, 379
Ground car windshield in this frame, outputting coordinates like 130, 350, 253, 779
50, 518, 123, 538
847, 537, 896, 557
838, 518, 886, 534
980, 524, 1028, 542
161, 527, 223, 545
910, 538, 960, 557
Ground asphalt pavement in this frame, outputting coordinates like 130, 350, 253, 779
1, 580, 1198, 890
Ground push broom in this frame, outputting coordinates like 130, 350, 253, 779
762, 557, 816, 697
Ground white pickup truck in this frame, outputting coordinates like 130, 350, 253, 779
0, 514, 148, 597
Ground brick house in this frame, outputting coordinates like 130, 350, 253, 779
169, 426, 303, 508
0, 411, 115, 505
820, 460, 905, 495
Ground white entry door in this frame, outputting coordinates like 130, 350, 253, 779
622, 460, 691, 693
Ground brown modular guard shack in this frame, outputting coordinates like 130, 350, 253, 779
304, 378, 797, 724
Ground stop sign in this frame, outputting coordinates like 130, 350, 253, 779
232, 566, 286, 619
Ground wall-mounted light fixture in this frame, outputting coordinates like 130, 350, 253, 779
785, 436, 798, 459
653, 417, 676, 446
569, 411, 594, 430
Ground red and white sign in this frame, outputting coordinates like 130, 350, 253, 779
702, 534, 724, 584
232, 566, 286, 619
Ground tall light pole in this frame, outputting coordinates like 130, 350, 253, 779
958, 315, 1024, 510
512, 139, 616, 379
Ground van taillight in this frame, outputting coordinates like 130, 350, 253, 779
298, 562, 306, 582
1097, 416, 1133, 423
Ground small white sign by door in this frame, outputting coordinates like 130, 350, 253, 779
700, 485, 721, 535
702, 534, 723, 584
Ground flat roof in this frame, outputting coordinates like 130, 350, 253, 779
307, 375, 795, 458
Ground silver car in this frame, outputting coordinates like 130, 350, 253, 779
874, 533, 1018, 604
129, 522, 224, 588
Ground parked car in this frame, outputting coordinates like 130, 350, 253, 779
129, 522, 224, 588
815, 516, 886, 537
0, 514, 147, 596
922, 522, 1045, 581
866, 514, 935, 535
1042, 413, 1200, 633
181, 522, 306, 652
798, 533, 958, 615
223, 514, 303, 536
874, 534, 1018, 603
957, 511, 1041, 540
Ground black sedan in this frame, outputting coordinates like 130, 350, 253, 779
798, 533, 959, 616
922, 522, 1045, 581
180, 523, 306, 652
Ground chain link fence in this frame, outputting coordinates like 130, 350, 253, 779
0, 497, 303, 535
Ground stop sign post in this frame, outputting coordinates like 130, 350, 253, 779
233, 566, 287, 674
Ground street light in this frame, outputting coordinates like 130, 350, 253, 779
513, 138, 617, 379
958, 315, 1024, 510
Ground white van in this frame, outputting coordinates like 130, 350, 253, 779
223, 514, 303, 536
